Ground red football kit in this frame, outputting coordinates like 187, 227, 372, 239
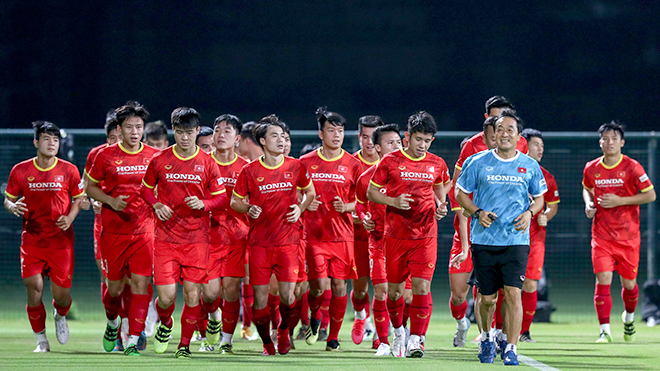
142, 145, 225, 285
5, 157, 84, 288
454, 132, 528, 171
300, 148, 362, 280
355, 164, 387, 285
233, 155, 312, 285
447, 183, 473, 275
84, 143, 107, 260
583, 154, 654, 279
526, 166, 560, 280
353, 150, 378, 278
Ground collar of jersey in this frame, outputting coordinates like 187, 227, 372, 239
259, 155, 285, 169
212, 150, 238, 166
119, 141, 144, 155
317, 148, 345, 162
173, 144, 200, 161
492, 149, 520, 162
357, 150, 379, 165
32, 157, 58, 172
400, 148, 426, 161
600, 154, 623, 169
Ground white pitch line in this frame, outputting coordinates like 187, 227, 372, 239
518, 354, 562, 371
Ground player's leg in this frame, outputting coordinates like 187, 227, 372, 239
154, 283, 177, 353
201, 277, 222, 347
240, 248, 256, 340
405, 237, 437, 358
592, 238, 615, 342
387, 281, 407, 357
498, 244, 529, 366
351, 275, 370, 344
369, 239, 390, 354
277, 280, 296, 354
616, 237, 641, 342
471, 244, 500, 364
176, 279, 202, 358
219, 276, 242, 353
325, 242, 355, 351
268, 274, 281, 344
252, 283, 275, 354
124, 273, 150, 355
449, 272, 471, 347
520, 279, 537, 342
24, 273, 49, 352
305, 243, 330, 345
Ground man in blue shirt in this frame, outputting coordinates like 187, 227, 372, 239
456, 109, 547, 366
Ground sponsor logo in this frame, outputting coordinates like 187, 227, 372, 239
165, 173, 202, 181
640, 174, 649, 183
486, 166, 493, 171
164, 165, 172, 170
233, 171, 239, 178
116, 165, 148, 173
520, 275, 525, 281
114, 160, 123, 165
28, 182, 63, 189
428, 263, 434, 269
284, 172, 293, 179
311, 165, 318, 170
311, 173, 346, 181
257, 177, 264, 182
427, 166, 435, 172
486, 174, 524, 183
259, 182, 294, 192
540, 179, 546, 187
398, 165, 406, 170
518, 167, 526, 174
594, 178, 624, 186
416, 314, 429, 319
400, 171, 434, 180
27, 176, 35, 181
218, 177, 236, 186
338, 165, 347, 173
55, 175, 64, 182
194, 165, 204, 172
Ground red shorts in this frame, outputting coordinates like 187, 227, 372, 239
405, 275, 412, 290
448, 237, 473, 274
208, 243, 245, 280
368, 234, 387, 285
354, 239, 370, 278
525, 238, 545, 281
385, 236, 437, 283
154, 242, 209, 285
592, 237, 640, 280
297, 239, 308, 283
249, 244, 299, 286
93, 222, 102, 260
307, 241, 358, 280
100, 232, 154, 281
21, 236, 74, 288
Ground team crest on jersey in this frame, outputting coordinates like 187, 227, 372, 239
338, 165, 347, 173
518, 167, 526, 174
165, 165, 172, 170
284, 172, 293, 179
143, 158, 150, 165
427, 166, 435, 173
399, 166, 406, 170
55, 175, 64, 182
233, 171, 239, 178
618, 171, 626, 177
27, 176, 35, 181
115, 160, 123, 165
311, 165, 318, 170
595, 173, 600, 178
194, 165, 204, 172
257, 177, 264, 182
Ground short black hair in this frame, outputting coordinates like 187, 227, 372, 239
407, 111, 437, 135
115, 101, 149, 127
241, 122, 259, 145
358, 115, 384, 133
196, 126, 213, 144
300, 142, 321, 157
482, 116, 499, 133
521, 128, 543, 141
171, 107, 201, 129
281, 121, 291, 135
32, 121, 61, 141
372, 123, 400, 146
254, 114, 287, 149
485, 95, 513, 115
144, 120, 168, 141
598, 120, 625, 140
316, 107, 346, 131
213, 114, 242, 134
496, 108, 523, 134
460, 135, 471, 150
104, 109, 119, 136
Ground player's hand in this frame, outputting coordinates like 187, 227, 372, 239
153, 202, 173, 221
184, 196, 205, 210
248, 205, 262, 219
307, 197, 322, 211
478, 210, 497, 228
80, 195, 91, 211
391, 193, 414, 210
585, 201, 596, 218
462, 208, 472, 218
352, 212, 362, 225
514, 210, 532, 232
108, 195, 129, 211
332, 196, 349, 213
434, 201, 448, 220
362, 212, 375, 231
56, 215, 73, 231
92, 200, 102, 214
597, 193, 622, 209
8, 197, 28, 217
286, 204, 302, 223
538, 213, 548, 227
449, 251, 468, 269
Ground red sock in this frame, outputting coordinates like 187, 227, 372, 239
101, 282, 108, 299
321, 290, 332, 330
289, 298, 302, 330
351, 290, 368, 313
450, 298, 468, 320
308, 292, 325, 320
521, 290, 537, 334
121, 285, 133, 319
622, 284, 639, 314
495, 290, 504, 330
103, 289, 122, 321
155, 297, 175, 329
26, 303, 47, 333
147, 284, 153, 299
410, 294, 430, 336
178, 304, 200, 348
328, 294, 348, 342
268, 294, 281, 330
301, 291, 310, 325
201, 295, 221, 315
423, 293, 433, 336
372, 298, 390, 344
52, 298, 71, 317
365, 295, 371, 318
222, 299, 241, 335
402, 301, 411, 327
129, 294, 150, 336
242, 284, 254, 327
252, 306, 272, 344
279, 299, 297, 330
198, 304, 208, 338
387, 296, 405, 328
594, 283, 612, 324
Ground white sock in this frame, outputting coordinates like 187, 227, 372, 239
35, 330, 47, 343
127, 334, 139, 347
501, 333, 508, 341
221, 331, 233, 345
624, 311, 634, 323
211, 309, 221, 321
409, 334, 421, 344
482, 330, 493, 341
54, 312, 64, 321
600, 323, 611, 334
356, 309, 367, 320
504, 343, 517, 354
457, 317, 469, 330
108, 317, 120, 328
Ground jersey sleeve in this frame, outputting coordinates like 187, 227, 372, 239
142, 156, 158, 189
529, 163, 548, 197
297, 162, 312, 190
207, 160, 226, 196
370, 156, 390, 188
434, 158, 450, 185
582, 163, 594, 190
631, 161, 654, 193
517, 136, 529, 154
84, 148, 96, 176
455, 156, 477, 194
448, 183, 461, 211
544, 172, 560, 205
233, 166, 249, 199
87, 150, 106, 183
68, 166, 85, 198
355, 172, 368, 205
5, 165, 21, 199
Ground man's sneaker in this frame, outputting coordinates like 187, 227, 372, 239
372, 337, 381, 349
478, 339, 496, 363
519, 331, 536, 343
363, 317, 375, 342
277, 328, 291, 355
33, 341, 50, 353
219, 343, 234, 354
318, 328, 329, 342
207, 319, 222, 345
175, 346, 192, 359
503, 350, 519, 365
472, 334, 482, 342
391, 327, 406, 357
144, 300, 158, 337
120, 318, 129, 347
326, 339, 341, 351
136, 331, 147, 351
191, 330, 203, 342
453, 318, 470, 347
406, 335, 424, 358
296, 324, 308, 340
154, 324, 172, 354
124, 344, 141, 356
352, 317, 366, 344
199, 339, 215, 352
103, 323, 120, 352
53, 309, 69, 345
596, 331, 612, 343
270, 329, 278, 346
305, 317, 321, 345
262, 342, 276, 356
622, 311, 636, 342
113, 338, 124, 352
374, 342, 391, 356
497, 337, 508, 358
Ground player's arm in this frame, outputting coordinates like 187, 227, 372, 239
331, 196, 355, 213
287, 182, 315, 223
597, 188, 656, 208
538, 202, 559, 227
455, 188, 497, 228
582, 187, 596, 218
513, 194, 544, 232
367, 182, 414, 210
449, 210, 469, 268
55, 196, 83, 231
432, 182, 448, 220
86, 176, 129, 211
230, 192, 261, 219
4, 195, 27, 217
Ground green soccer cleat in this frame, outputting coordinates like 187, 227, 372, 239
103, 323, 120, 352
622, 311, 636, 342
175, 346, 192, 359
124, 345, 141, 356
154, 324, 173, 354
219, 343, 234, 354
206, 319, 222, 345
596, 331, 612, 343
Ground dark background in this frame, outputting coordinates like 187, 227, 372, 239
1, 1, 659, 131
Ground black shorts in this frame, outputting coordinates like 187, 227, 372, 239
471, 244, 529, 296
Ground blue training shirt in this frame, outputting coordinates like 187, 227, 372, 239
456, 149, 547, 246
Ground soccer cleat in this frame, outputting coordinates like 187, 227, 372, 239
519, 331, 536, 343
596, 331, 612, 343
363, 317, 375, 342
33, 341, 50, 353
372, 337, 381, 350
206, 319, 222, 345
277, 328, 291, 355
296, 324, 308, 340
154, 324, 172, 354
241, 325, 258, 341
124, 344, 141, 356
622, 311, 636, 342
406, 335, 424, 358
453, 317, 470, 347
53, 309, 69, 345
144, 300, 158, 338
191, 330, 203, 342
270, 329, 278, 346
175, 346, 192, 359
326, 339, 341, 351
374, 342, 391, 356
120, 318, 129, 347
137, 331, 147, 351
219, 343, 234, 354
352, 317, 366, 344
503, 350, 519, 365
262, 342, 276, 356
318, 328, 329, 342
199, 339, 215, 352
391, 327, 406, 358
472, 333, 482, 342
305, 317, 321, 345
113, 338, 124, 352
478, 339, 496, 363
103, 322, 120, 352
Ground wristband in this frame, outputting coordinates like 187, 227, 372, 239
474, 208, 483, 218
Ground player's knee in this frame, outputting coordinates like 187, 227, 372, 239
450, 292, 467, 305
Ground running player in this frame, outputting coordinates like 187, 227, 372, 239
519, 128, 560, 342
197, 126, 214, 154
367, 111, 450, 358
231, 115, 315, 355
4, 121, 85, 352
144, 121, 169, 150
237, 121, 264, 161
582, 121, 655, 343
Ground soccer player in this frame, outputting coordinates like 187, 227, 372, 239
197, 126, 214, 154
582, 121, 655, 343
456, 109, 547, 365
86, 102, 160, 356
141, 107, 227, 358
236, 121, 264, 161
144, 120, 169, 150
355, 123, 403, 355
519, 128, 560, 342
300, 107, 363, 351
4, 121, 85, 352
367, 111, 449, 358
231, 115, 315, 355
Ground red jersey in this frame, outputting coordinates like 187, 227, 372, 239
355, 164, 386, 239
84, 143, 107, 232
530, 166, 560, 240
448, 182, 471, 245
210, 151, 250, 246
233, 156, 312, 247
5, 157, 84, 246
142, 145, 225, 244
454, 132, 528, 171
300, 148, 363, 242
583, 154, 654, 241
370, 149, 450, 240
353, 150, 378, 241
88, 142, 158, 235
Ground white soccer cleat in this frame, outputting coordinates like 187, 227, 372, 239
406, 334, 424, 358
53, 309, 69, 345
453, 317, 471, 347
363, 316, 375, 342
391, 326, 406, 357
33, 341, 50, 352
375, 341, 391, 356
144, 300, 158, 337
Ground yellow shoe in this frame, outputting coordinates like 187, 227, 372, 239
596, 331, 612, 343
622, 311, 636, 342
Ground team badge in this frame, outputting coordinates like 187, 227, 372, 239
165, 165, 172, 170
399, 166, 406, 170
595, 173, 600, 178
233, 171, 239, 178
55, 175, 64, 182
27, 176, 35, 181
115, 160, 123, 165
427, 166, 435, 173
257, 177, 264, 182
518, 167, 526, 174
486, 166, 493, 171
194, 165, 204, 172
618, 171, 626, 177
311, 165, 318, 170
284, 172, 293, 179
338, 165, 347, 173
143, 158, 150, 165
